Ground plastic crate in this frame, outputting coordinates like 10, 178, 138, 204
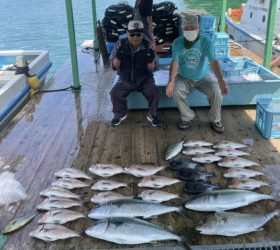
215, 45, 230, 59
222, 60, 259, 77
255, 98, 280, 139
199, 15, 216, 31
202, 31, 215, 42
218, 57, 235, 70
214, 32, 229, 46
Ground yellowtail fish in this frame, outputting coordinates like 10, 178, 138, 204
2, 214, 36, 234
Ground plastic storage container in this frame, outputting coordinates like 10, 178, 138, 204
215, 45, 230, 59
199, 15, 216, 32
222, 60, 259, 77
255, 98, 280, 139
214, 32, 229, 46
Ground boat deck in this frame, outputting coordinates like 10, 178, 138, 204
1, 42, 280, 250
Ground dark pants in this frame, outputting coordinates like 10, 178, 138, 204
110, 77, 160, 119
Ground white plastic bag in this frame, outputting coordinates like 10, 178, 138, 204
0, 171, 27, 207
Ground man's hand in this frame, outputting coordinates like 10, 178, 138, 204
115, 43, 123, 60
166, 82, 174, 97
219, 79, 228, 96
147, 61, 156, 71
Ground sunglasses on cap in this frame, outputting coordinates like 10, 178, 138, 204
128, 33, 143, 37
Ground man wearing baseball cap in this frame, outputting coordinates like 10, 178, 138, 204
110, 20, 162, 127
166, 14, 228, 133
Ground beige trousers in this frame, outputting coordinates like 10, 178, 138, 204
173, 75, 223, 123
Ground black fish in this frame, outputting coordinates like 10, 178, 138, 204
176, 168, 215, 182
183, 181, 222, 194
168, 158, 204, 171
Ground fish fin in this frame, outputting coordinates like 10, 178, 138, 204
257, 227, 264, 231
179, 235, 192, 250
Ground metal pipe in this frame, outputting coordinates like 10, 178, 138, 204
91, 0, 99, 49
220, 0, 227, 32
264, 0, 277, 68
65, 0, 81, 90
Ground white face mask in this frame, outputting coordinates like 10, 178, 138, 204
184, 30, 198, 42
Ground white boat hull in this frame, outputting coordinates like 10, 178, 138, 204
0, 50, 52, 128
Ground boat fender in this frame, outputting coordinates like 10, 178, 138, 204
28, 76, 41, 89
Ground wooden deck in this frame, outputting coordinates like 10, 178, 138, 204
1, 43, 280, 250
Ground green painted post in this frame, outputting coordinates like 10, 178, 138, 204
91, 0, 99, 49
65, 0, 81, 90
220, 0, 227, 32
264, 0, 277, 68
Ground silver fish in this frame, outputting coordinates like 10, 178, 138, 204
228, 178, 269, 190
124, 164, 166, 177
40, 186, 80, 200
88, 199, 180, 219
29, 224, 80, 242
183, 140, 213, 147
36, 198, 83, 210
38, 209, 85, 224
165, 140, 184, 160
138, 190, 180, 203
89, 164, 125, 177
86, 217, 183, 245
213, 140, 248, 149
182, 147, 215, 155
91, 191, 133, 204
54, 168, 91, 180
215, 149, 250, 157
196, 210, 280, 236
192, 154, 222, 163
218, 157, 261, 168
138, 175, 181, 189
51, 177, 89, 189
223, 168, 264, 179
91, 180, 128, 191
184, 189, 276, 212
2, 214, 36, 234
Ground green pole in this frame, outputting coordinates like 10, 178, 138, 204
91, 0, 99, 49
263, 0, 277, 68
65, 0, 81, 90
220, 0, 227, 32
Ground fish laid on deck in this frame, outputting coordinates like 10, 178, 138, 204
40, 186, 81, 199
182, 147, 215, 155
218, 157, 261, 168
168, 158, 204, 171
91, 191, 134, 204
85, 217, 185, 245
183, 140, 213, 147
29, 224, 80, 242
54, 168, 91, 180
51, 177, 90, 189
138, 175, 181, 189
213, 140, 248, 149
138, 189, 180, 202
91, 180, 129, 191
2, 214, 36, 234
124, 164, 166, 177
89, 164, 126, 177
88, 199, 181, 219
165, 139, 184, 160
184, 189, 277, 212
223, 168, 264, 178
184, 181, 222, 194
176, 168, 215, 181
215, 149, 250, 157
196, 210, 280, 236
36, 198, 83, 210
228, 178, 270, 190
38, 209, 85, 224
192, 154, 222, 163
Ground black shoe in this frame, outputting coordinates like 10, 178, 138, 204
177, 120, 192, 130
147, 113, 162, 127
211, 121, 225, 133
111, 114, 127, 126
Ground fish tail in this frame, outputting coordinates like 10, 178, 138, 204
271, 190, 280, 201
177, 207, 194, 221
179, 235, 192, 250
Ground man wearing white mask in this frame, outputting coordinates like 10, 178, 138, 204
166, 14, 228, 133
